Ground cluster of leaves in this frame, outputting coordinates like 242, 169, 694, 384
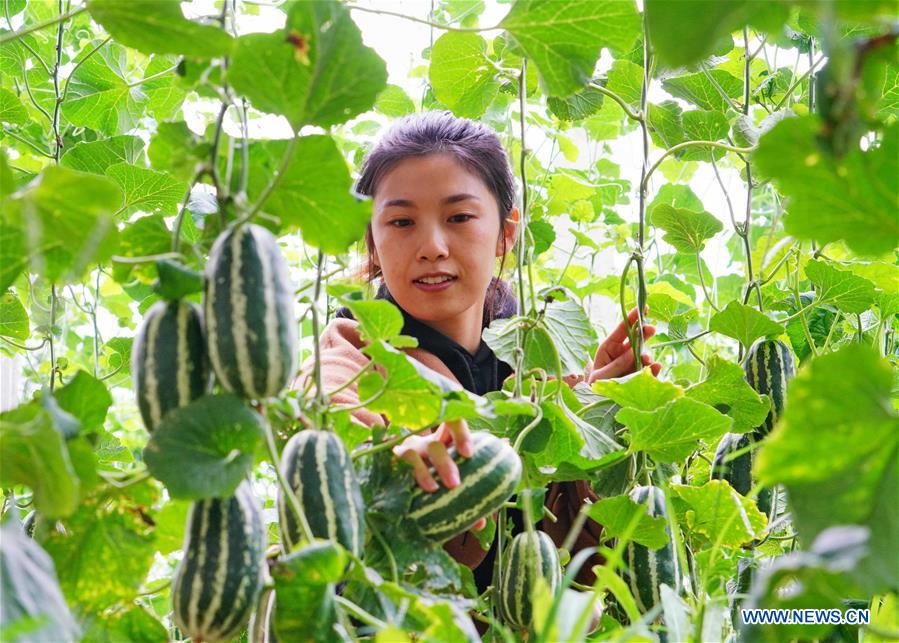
0, 0, 897, 641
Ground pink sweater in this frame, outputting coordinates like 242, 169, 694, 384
294, 318, 603, 579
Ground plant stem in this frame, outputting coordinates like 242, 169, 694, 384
696, 250, 719, 312
0, 337, 48, 351
60, 37, 111, 104
0, 5, 86, 45
325, 361, 374, 398
652, 330, 711, 348
350, 425, 432, 461
773, 55, 825, 111
261, 419, 314, 544
631, 19, 652, 367
587, 82, 642, 122
345, 4, 496, 32
125, 63, 180, 89
516, 59, 529, 316
3, 130, 54, 158
111, 252, 183, 264
334, 596, 388, 629
310, 251, 326, 420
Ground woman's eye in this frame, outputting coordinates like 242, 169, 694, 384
389, 219, 412, 228
450, 214, 474, 223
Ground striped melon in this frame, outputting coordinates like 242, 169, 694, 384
711, 432, 774, 518
205, 223, 296, 399
408, 432, 522, 543
743, 339, 795, 437
277, 430, 365, 557
172, 481, 265, 643
132, 300, 209, 432
497, 530, 562, 629
623, 486, 678, 614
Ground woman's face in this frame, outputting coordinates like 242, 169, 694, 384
370, 153, 517, 346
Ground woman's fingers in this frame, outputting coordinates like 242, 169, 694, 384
427, 440, 460, 488
588, 349, 660, 382
472, 517, 487, 531
395, 447, 438, 492
444, 418, 472, 458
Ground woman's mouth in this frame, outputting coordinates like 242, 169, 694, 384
413, 275, 457, 291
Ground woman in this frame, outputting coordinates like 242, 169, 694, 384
295, 111, 660, 590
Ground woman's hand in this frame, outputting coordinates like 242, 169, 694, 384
589, 307, 661, 382
393, 418, 487, 531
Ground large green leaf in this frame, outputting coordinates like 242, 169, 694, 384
756, 344, 898, 593
42, 483, 157, 611
709, 301, 785, 348
53, 370, 113, 433
671, 480, 767, 547
686, 356, 770, 433
618, 397, 733, 463
541, 298, 599, 376
680, 110, 730, 162
587, 494, 669, 549
649, 204, 723, 253
374, 84, 416, 118
272, 541, 345, 642
0, 290, 28, 340
753, 116, 898, 256
147, 121, 210, 183
62, 44, 185, 135
342, 298, 404, 343
429, 32, 500, 119
647, 101, 686, 149
81, 605, 168, 643
105, 163, 187, 218
60, 136, 146, 175
804, 259, 876, 315
86, 0, 234, 58
228, 0, 387, 129
4, 165, 121, 283
246, 136, 371, 254
591, 369, 683, 412
0, 400, 80, 519
662, 70, 743, 111
500, 0, 640, 97
143, 394, 265, 500
605, 59, 643, 107
0, 86, 29, 125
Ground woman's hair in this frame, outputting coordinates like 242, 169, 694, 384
338, 111, 519, 328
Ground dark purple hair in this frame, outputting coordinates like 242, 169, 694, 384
339, 111, 519, 328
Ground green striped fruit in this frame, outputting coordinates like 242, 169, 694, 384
743, 339, 795, 437
497, 530, 562, 629
277, 430, 365, 557
711, 432, 773, 517
408, 432, 522, 543
623, 486, 678, 614
205, 223, 296, 399
172, 481, 265, 643
132, 300, 209, 432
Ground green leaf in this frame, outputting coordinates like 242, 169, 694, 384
42, 483, 157, 611
484, 319, 562, 380
587, 494, 669, 549
147, 121, 210, 183
645, 0, 789, 69
753, 117, 898, 256
153, 259, 204, 300
105, 163, 187, 218
647, 100, 686, 149
0, 400, 80, 519
649, 203, 723, 253
756, 344, 898, 593
342, 299, 404, 343
81, 605, 168, 643
0, 519, 80, 642
0, 290, 28, 340
272, 541, 346, 642
111, 213, 171, 284
62, 43, 185, 135
662, 70, 743, 111
680, 110, 730, 162
687, 357, 770, 434
546, 85, 605, 121
541, 298, 599, 376
591, 369, 683, 412
53, 370, 112, 433
229, 0, 387, 129
143, 394, 265, 500
152, 499, 190, 555
60, 135, 146, 175
500, 0, 640, 97
646, 282, 694, 322
605, 59, 643, 107
671, 480, 766, 547
709, 301, 785, 348
429, 32, 500, 118
618, 397, 733, 463
86, 0, 234, 58
5, 165, 121, 283
647, 183, 703, 213
360, 340, 444, 429
804, 260, 876, 314
374, 84, 415, 117
0, 86, 29, 125
246, 136, 371, 254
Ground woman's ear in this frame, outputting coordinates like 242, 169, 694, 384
496, 208, 520, 257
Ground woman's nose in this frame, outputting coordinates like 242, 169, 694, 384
417, 225, 449, 261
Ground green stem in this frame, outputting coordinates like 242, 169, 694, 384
126, 63, 179, 89
334, 596, 388, 630
3, 1, 50, 75
262, 419, 315, 544
325, 361, 374, 398
20, 71, 54, 126
350, 425, 431, 461
111, 252, 183, 264
821, 311, 843, 352
171, 169, 206, 253
696, 250, 719, 312
310, 251, 326, 422
517, 59, 529, 316
48, 283, 57, 392
511, 403, 544, 453
3, 130, 54, 158
60, 37, 111, 104
773, 55, 825, 111
237, 133, 299, 226
366, 517, 398, 583
587, 82, 642, 122
652, 330, 711, 348
0, 336, 48, 351
0, 5, 86, 45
